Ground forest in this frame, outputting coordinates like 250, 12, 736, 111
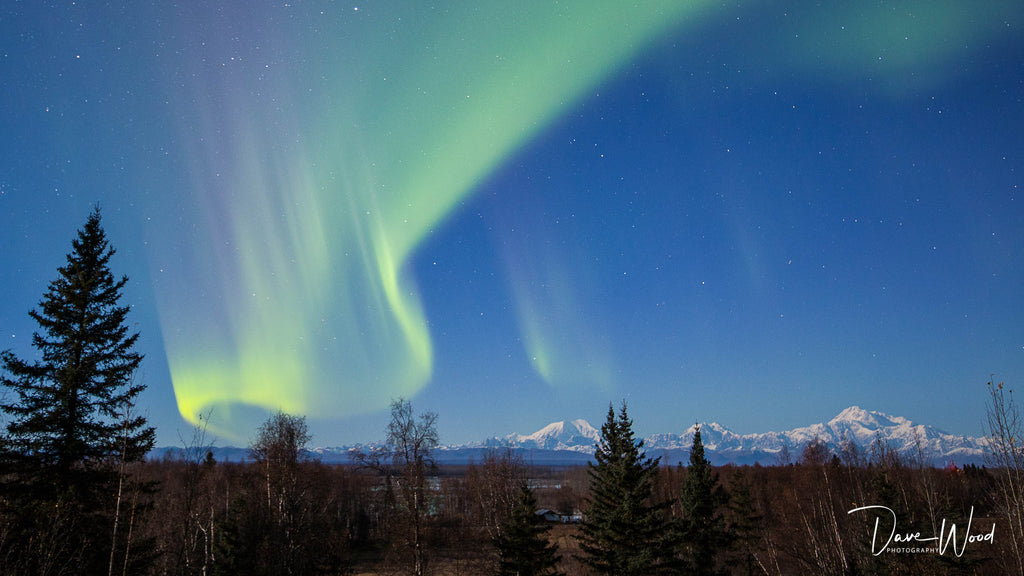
3, 210, 1023, 576
3, 400, 1021, 576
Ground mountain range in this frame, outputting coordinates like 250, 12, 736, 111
453, 405, 986, 466
152, 406, 988, 466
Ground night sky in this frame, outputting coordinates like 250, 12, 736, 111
2, 1, 1022, 446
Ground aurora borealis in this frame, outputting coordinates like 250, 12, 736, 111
2, 2, 1023, 444
154, 0, 715, 436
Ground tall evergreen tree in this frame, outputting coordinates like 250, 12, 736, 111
0, 207, 155, 574
578, 402, 676, 575
493, 482, 564, 576
725, 468, 763, 576
678, 424, 731, 576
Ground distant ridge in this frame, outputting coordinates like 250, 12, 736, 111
480, 418, 600, 452
464, 406, 986, 466
151, 406, 987, 466
639, 406, 986, 466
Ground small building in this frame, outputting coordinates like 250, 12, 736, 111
535, 509, 582, 524
535, 508, 563, 523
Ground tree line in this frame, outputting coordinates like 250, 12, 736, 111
3, 209, 1024, 575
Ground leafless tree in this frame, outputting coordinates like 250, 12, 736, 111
251, 410, 311, 515
800, 437, 831, 467
376, 397, 436, 573
108, 399, 144, 576
248, 410, 313, 573
793, 445, 849, 576
467, 448, 526, 542
985, 379, 1024, 575
162, 410, 219, 576
910, 429, 941, 538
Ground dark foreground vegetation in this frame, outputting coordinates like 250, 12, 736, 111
4, 210, 1024, 576
4, 410, 1021, 576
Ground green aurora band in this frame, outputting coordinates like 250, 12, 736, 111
151, 1, 1019, 438
156, 1, 716, 436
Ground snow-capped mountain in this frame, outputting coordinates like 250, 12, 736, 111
637, 406, 985, 465
153, 406, 987, 466
478, 419, 600, 452
476, 406, 986, 465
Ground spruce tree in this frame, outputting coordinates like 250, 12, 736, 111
0, 207, 155, 573
578, 402, 676, 575
725, 468, 762, 576
493, 482, 564, 576
678, 424, 731, 576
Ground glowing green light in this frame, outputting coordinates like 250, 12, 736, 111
753, 1, 1020, 95
152, 0, 1018, 439
154, 1, 714, 438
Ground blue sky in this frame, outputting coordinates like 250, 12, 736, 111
2, 1, 1022, 447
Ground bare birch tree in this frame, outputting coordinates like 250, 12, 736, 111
385, 398, 438, 576
985, 379, 1024, 575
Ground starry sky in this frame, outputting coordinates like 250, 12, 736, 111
2, 1, 1022, 447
